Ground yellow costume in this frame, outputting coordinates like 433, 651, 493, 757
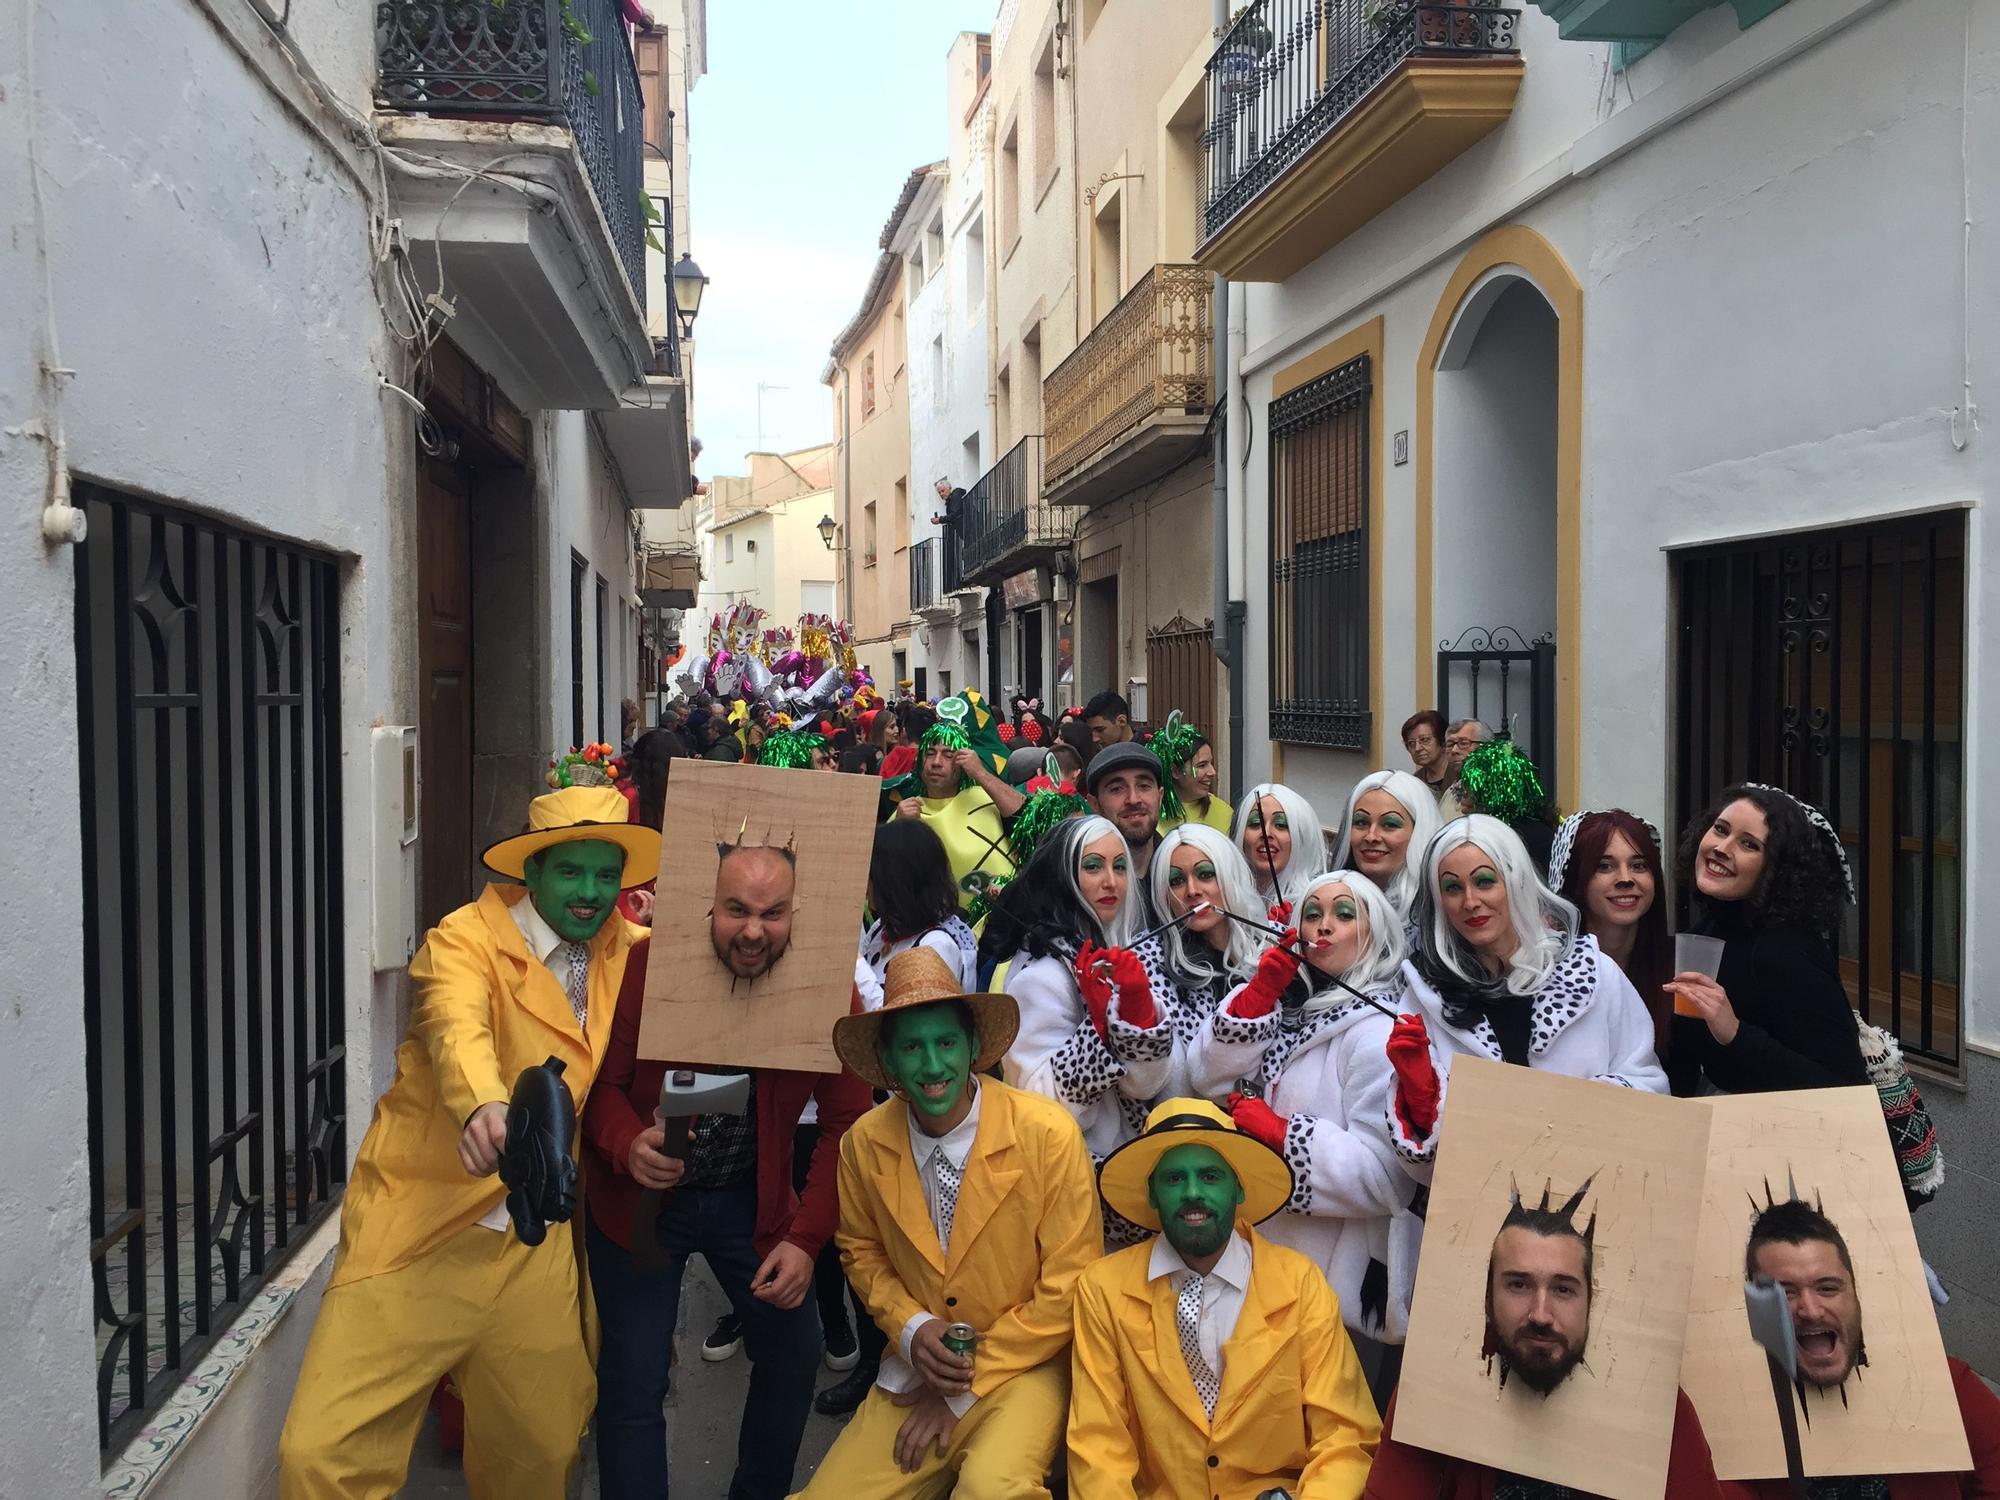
896, 787, 1017, 912
1067, 1226, 1380, 1500
798, 1079, 1102, 1499
278, 879, 644, 1500
1157, 794, 1236, 838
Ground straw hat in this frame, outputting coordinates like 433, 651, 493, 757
833, 947, 1019, 1091
1097, 1097, 1295, 1232
482, 786, 662, 891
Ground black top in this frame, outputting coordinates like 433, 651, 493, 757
1512, 817, 1556, 879
1666, 900, 1868, 1098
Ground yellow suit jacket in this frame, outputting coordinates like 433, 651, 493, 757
836, 1079, 1101, 1398
331, 883, 643, 1288
1068, 1227, 1381, 1500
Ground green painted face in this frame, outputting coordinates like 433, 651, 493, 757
524, 838, 627, 943
879, 1003, 975, 1127
1147, 1142, 1244, 1263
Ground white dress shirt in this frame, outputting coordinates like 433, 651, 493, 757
876, 1083, 984, 1416
475, 896, 588, 1232
1148, 1228, 1255, 1384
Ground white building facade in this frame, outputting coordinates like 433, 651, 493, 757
1, 1, 690, 1494
1207, 0, 1996, 1368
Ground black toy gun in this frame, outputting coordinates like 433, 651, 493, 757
499, 1056, 578, 1246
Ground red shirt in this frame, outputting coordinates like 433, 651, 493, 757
1364, 1388, 1723, 1500
580, 937, 871, 1259
881, 743, 917, 784
1719, 1359, 2000, 1500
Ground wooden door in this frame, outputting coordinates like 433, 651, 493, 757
418, 457, 474, 931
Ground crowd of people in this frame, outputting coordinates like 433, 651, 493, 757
274, 688, 1992, 1500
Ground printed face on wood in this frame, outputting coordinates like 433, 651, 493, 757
1745, 1195, 1865, 1394
640, 760, 880, 1072
1483, 1179, 1597, 1397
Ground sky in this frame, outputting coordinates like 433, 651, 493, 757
687, 0, 1000, 483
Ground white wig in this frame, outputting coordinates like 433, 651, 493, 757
1233, 782, 1328, 906
1412, 814, 1577, 995
1063, 813, 1142, 948
1296, 870, 1408, 1012
1149, 824, 1271, 985
1331, 769, 1443, 921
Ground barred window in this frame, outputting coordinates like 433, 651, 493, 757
1269, 354, 1371, 750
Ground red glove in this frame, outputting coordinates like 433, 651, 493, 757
1232, 939, 1300, 1019
1104, 947, 1158, 1030
1073, 942, 1114, 1042
1227, 1092, 1289, 1151
1386, 1014, 1442, 1141
1268, 900, 1293, 924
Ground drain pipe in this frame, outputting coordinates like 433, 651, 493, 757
1209, 0, 1238, 800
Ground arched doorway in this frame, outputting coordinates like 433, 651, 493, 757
1416, 228, 1582, 806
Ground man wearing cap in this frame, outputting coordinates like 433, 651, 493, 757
1083, 741, 1167, 916
278, 754, 659, 1499
1069, 1098, 1381, 1499
796, 948, 1103, 1499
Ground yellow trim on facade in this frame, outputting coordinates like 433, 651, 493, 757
1270, 316, 1387, 769
1413, 226, 1582, 811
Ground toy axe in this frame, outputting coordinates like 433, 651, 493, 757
499, 1056, 578, 1247
631, 1068, 752, 1274
1745, 1275, 1810, 1498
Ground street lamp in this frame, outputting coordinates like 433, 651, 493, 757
817, 514, 838, 551
671, 253, 708, 340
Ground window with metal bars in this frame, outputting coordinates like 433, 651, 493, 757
1268, 353, 1371, 750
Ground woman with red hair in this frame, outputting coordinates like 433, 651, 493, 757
1549, 810, 1673, 1061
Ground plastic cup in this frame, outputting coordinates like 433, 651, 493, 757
1673, 933, 1726, 1017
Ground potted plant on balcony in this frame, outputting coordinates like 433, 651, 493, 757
1215, 6, 1274, 97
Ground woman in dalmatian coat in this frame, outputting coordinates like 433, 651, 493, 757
982, 814, 1174, 1243
1190, 870, 1423, 1385
1385, 814, 1668, 1176
1145, 823, 1276, 1101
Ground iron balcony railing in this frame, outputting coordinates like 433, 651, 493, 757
910, 537, 941, 612
1044, 264, 1212, 485
377, 0, 650, 308
956, 437, 1082, 587
1202, 0, 1521, 245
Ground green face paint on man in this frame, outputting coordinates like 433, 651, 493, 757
879, 1003, 976, 1134
1147, 1142, 1245, 1269
522, 839, 627, 944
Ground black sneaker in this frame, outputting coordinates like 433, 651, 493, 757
813, 1362, 877, 1417
822, 1316, 859, 1372
700, 1313, 743, 1362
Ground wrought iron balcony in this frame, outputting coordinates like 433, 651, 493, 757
1044, 264, 1212, 507
910, 537, 941, 613
1199, 0, 1523, 283
377, 0, 648, 309
957, 437, 1081, 588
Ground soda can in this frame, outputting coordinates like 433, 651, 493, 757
942, 1322, 978, 1359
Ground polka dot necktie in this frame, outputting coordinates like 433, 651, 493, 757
1176, 1271, 1219, 1419
932, 1149, 962, 1253
563, 941, 589, 1029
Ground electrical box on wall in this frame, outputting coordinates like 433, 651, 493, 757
371, 725, 419, 972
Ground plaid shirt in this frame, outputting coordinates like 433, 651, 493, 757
682, 1073, 758, 1189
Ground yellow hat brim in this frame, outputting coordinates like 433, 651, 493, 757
832, 992, 1020, 1091
1097, 1121, 1295, 1231
482, 823, 662, 891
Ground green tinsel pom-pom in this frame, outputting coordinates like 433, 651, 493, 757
1008, 787, 1090, 865
758, 730, 825, 769
918, 722, 971, 755
1145, 709, 1201, 821
1457, 740, 1547, 825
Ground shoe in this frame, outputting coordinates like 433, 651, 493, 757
822, 1317, 859, 1372
700, 1313, 743, 1362
813, 1362, 878, 1417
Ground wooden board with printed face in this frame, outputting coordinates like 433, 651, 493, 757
638, 759, 880, 1071
1395, 1059, 1710, 1500
1682, 1086, 1970, 1480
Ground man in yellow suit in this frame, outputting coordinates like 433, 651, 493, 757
796, 946, 1101, 1499
278, 762, 659, 1500
1068, 1098, 1382, 1500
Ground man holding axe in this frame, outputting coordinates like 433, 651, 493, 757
581, 932, 870, 1499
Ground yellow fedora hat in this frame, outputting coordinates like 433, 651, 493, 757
833, 947, 1019, 1092
1097, 1097, 1295, 1231
481, 785, 662, 890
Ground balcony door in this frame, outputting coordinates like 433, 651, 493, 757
418, 455, 474, 931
